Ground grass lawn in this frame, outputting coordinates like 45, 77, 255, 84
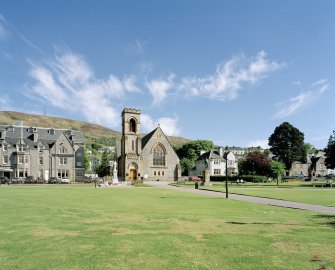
0, 185, 335, 270
193, 183, 335, 207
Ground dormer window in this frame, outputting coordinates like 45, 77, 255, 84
59, 145, 67, 154
129, 118, 136, 133
48, 129, 55, 135
18, 144, 26, 152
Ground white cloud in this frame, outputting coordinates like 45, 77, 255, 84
274, 80, 329, 119
145, 74, 175, 105
141, 114, 180, 136
28, 48, 141, 128
247, 139, 269, 149
179, 51, 283, 101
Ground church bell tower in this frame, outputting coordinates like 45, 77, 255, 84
120, 108, 142, 181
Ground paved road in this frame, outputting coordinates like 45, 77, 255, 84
147, 181, 335, 214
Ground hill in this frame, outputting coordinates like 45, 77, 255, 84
0, 111, 190, 146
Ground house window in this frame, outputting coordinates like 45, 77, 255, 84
129, 118, 136, 133
18, 156, 24, 164
39, 170, 43, 178
18, 169, 24, 178
76, 152, 82, 157
214, 169, 221, 175
3, 155, 8, 164
76, 161, 82, 167
25, 156, 29, 164
3, 144, 8, 151
57, 170, 69, 178
228, 160, 234, 166
162, 171, 164, 176
214, 159, 221, 165
153, 144, 165, 166
59, 157, 67, 165
39, 146, 43, 153
154, 171, 156, 176
158, 171, 160, 176
39, 156, 43, 165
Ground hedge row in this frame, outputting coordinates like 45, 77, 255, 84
210, 175, 268, 182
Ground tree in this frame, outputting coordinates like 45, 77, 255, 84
96, 151, 113, 177
304, 143, 316, 155
270, 160, 286, 186
238, 151, 271, 176
174, 140, 214, 175
325, 130, 335, 169
268, 122, 306, 171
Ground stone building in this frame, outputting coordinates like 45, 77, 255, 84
116, 108, 180, 181
0, 125, 85, 181
289, 151, 330, 178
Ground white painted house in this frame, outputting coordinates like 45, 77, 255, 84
189, 148, 238, 177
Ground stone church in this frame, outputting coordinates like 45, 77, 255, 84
116, 108, 181, 181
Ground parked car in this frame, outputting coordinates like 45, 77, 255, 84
25, 176, 34, 183
0, 176, 9, 184
61, 177, 70, 184
49, 177, 57, 184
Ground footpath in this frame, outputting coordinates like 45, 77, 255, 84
147, 181, 335, 214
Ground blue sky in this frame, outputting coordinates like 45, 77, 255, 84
0, 0, 334, 149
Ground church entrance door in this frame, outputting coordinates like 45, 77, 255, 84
129, 169, 137, 180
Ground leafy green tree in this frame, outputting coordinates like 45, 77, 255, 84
325, 130, 335, 169
180, 158, 195, 175
304, 143, 315, 155
84, 152, 90, 172
96, 151, 113, 177
270, 160, 286, 186
268, 122, 306, 171
174, 140, 214, 175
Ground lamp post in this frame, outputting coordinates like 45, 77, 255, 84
224, 152, 229, 199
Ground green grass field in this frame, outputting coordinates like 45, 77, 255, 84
1, 185, 334, 270
194, 182, 335, 207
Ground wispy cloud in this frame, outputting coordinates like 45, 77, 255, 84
273, 79, 329, 119
145, 74, 175, 105
0, 14, 8, 40
178, 51, 283, 101
141, 114, 180, 136
0, 95, 13, 111
126, 38, 150, 55
247, 139, 269, 149
27, 48, 141, 128
0, 14, 44, 54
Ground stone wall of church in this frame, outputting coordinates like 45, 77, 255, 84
141, 133, 180, 181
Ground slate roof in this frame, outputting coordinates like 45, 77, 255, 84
141, 127, 158, 149
197, 149, 225, 161
0, 125, 85, 147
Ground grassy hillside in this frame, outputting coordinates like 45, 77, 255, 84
0, 111, 190, 146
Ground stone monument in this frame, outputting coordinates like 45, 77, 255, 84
112, 161, 119, 185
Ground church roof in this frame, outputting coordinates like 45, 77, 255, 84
141, 127, 158, 149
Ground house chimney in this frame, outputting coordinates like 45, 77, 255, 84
219, 147, 223, 157
33, 131, 38, 142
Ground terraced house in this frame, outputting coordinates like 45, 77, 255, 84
0, 125, 85, 182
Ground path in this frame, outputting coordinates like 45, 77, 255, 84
147, 181, 335, 214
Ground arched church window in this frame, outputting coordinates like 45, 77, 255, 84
153, 144, 166, 166
129, 118, 136, 133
